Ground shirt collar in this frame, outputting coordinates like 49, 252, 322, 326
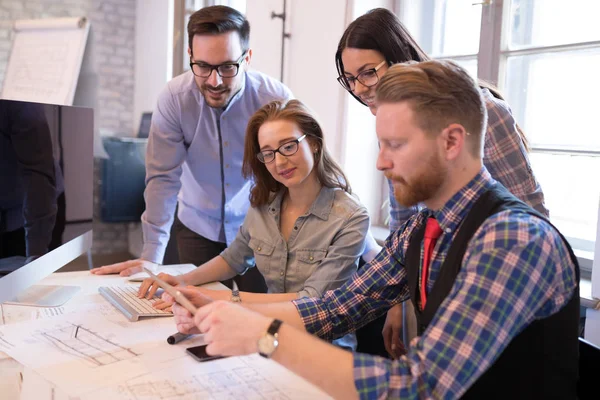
429, 166, 496, 235
222, 71, 247, 114
267, 186, 335, 221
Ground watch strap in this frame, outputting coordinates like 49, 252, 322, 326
231, 281, 241, 302
258, 319, 283, 358
267, 319, 283, 336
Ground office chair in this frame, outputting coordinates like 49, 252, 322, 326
578, 337, 600, 400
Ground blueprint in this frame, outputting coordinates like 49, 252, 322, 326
0, 309, 192, 396
0, 272, 330, 399
82, 354, 330, 400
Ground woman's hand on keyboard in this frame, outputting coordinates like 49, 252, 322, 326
137, 273, 180, 299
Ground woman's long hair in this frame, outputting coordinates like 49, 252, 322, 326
242, 99, 351, 208
336, 8, 529, 150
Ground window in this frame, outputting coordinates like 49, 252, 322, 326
401, 0, 481, 77
502, 0, 600, 257
397, 0, 600, 273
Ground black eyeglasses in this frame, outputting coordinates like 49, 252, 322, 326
190, 51, 247, 78
257, 135, 307, 164
337, 60, 387, 92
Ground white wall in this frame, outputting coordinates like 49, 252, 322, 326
246, 0, 348, 162
285, 0, 348, 160
245, 0, 283, 81
133, 0, 173, 137
246, 0, 398, 223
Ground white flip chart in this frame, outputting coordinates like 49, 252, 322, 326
1, 17, 90, 105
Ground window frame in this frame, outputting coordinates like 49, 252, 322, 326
394, 0, 600, 275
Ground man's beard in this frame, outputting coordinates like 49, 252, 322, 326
385, 152, 447, 207
200, 83, 232, 108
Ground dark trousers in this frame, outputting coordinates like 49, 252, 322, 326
0, 192, 65, 258
0, 227, 26, 258
169, 214, 267, 293
49, 192, 66, 251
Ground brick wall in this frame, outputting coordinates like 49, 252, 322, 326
0, 0, 137, 255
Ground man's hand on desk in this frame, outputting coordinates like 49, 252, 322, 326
90, 258, 153, 276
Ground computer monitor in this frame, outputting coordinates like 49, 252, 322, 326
0, 100, 93, 305
137, 112, 152, 138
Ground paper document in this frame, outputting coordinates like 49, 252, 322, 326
0, 303, 65, 326
0, 309, 197, 396
128, 263, 197, 282
82, 353, 331, 400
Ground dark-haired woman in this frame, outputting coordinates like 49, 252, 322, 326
336, 8, 548, 358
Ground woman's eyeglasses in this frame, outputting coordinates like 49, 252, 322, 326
256, 135, 307, 164
337, 60, 387, 92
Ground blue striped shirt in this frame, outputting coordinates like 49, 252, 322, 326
141, 70, 292, 263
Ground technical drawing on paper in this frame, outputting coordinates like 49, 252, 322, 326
37, 323, 138, 367
117, 366, 292, 400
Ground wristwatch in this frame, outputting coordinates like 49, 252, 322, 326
257, 319, 283, 358
230, 289, 242, 303
231, 282, 242, 303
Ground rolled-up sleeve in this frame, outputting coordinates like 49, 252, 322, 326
293, 230, 410, 341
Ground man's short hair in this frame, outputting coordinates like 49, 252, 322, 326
187, 6, 250, 53
376, 60, 487, 157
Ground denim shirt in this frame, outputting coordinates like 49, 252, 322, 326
221, 186, 369, 298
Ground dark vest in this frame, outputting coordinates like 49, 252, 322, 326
405, 184, 579, 399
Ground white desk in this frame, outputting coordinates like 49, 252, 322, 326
0, 271, 330, 399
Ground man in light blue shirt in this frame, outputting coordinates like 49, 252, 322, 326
92, 6, 292, 284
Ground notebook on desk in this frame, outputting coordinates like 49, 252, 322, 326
99, 286, 172, 322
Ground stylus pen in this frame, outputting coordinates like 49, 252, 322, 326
142, 267, 198, 315
167, 332, 191, 345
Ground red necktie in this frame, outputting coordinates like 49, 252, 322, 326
420, 217, 443, 311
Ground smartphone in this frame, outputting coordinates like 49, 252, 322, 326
186, 345, 226, 362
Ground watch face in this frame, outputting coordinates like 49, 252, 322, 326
258, 334, 278, 357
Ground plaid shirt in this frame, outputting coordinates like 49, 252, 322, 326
293, 168, 577, 399
388, 88, 548, 231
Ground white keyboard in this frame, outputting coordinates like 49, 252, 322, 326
98, 286, 172, 322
